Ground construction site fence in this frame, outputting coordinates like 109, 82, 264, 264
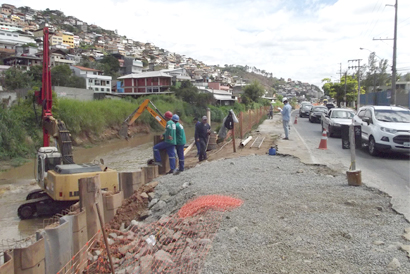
0, 166, 158, 274
234, 106, 270, 140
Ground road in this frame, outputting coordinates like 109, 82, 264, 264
289, 110, 410, 221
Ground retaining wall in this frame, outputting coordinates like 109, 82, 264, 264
0, 168, 158, 274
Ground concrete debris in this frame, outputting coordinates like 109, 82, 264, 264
373, 240, 385, 246
403, 228, 410, 241
387, 258, 401, 271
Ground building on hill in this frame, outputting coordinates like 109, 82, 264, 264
71, 65, 112, 93
117, 71, 172, 95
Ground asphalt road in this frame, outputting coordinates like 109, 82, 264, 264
290, 110, 410, 222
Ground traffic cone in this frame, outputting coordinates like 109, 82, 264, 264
294, 115, 298, 124
318, 130, 328, 150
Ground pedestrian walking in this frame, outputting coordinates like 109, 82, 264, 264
172, 114, 186, 175
195, 116, 211, 161
193, 117, 201, 157
151, 111, 177, 174
269, 104, 274, 119
278, 98, 292, 140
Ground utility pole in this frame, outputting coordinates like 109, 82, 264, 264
344, 71, 347, 107
348, 59, 362, 109
374, 0, 398, 106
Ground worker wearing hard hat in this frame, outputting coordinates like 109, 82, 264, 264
278, 98, 292, 140
172, 114, 186, 175
151, 111, 177, 174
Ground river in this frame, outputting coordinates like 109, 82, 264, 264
0, 126, 196, 245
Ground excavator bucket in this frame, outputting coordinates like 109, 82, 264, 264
119, 122, 129, 139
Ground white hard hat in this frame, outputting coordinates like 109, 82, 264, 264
282, 97, 288, 102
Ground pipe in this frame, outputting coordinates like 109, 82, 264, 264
258, 137, 266, 149
240, 136, 253, 147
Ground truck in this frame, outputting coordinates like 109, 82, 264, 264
17, 28, 119, 219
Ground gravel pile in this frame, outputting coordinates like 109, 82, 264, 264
145, 154, 410, 274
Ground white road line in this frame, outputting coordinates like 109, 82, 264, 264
291, 110, 318, 164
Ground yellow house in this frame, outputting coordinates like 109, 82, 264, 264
62, 32, 74, 48
50, 35, 63, 46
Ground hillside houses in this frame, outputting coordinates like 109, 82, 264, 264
0, 3, 321, 101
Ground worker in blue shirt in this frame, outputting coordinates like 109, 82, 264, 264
279, 98, 292, 140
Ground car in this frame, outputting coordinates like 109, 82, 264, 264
309, 106, 328, 123
321, 108, 355, 137
353, 106, 410, 156
299, 103, 313, 117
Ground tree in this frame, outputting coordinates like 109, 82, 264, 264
242, 80, 264, 104
51, 65, 72, 86
321, 76, 364, 107
2, 67, 32, 90
99, 55, 120, 77
26, 65, 43, 85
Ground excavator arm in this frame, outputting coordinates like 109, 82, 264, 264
119, 99, 167, 138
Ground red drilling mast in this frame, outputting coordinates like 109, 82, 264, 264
36, 27, 53, 147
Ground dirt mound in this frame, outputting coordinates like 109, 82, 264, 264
107, 181, 159, 230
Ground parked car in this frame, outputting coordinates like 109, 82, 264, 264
321, 108, 355, 137
353, 106, 410, 156
299, 103, 313, 117
309, 106, 328, 123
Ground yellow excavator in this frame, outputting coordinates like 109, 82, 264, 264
119, 98, 167, 139
17, 28, 119, 219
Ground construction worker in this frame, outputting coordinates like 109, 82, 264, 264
278, 98, 292, 140
195, 116, 211, 162
172, 114, 186, 175
152, 111, 177, 174
193, 117, 201, 156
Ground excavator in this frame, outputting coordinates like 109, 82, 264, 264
119, 98, 167, 139
17, 27, 119, 219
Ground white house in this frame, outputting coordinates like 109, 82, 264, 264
71, 65, 112, 93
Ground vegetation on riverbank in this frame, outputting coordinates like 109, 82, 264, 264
1, 96, 268, 161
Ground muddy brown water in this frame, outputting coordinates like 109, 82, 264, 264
0, 126, 197, 245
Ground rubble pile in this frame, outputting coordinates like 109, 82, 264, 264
89, 212, 222, 274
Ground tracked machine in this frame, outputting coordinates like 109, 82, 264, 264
17, 28, 119, 219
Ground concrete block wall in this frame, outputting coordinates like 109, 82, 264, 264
0, 169, 159, 274
53, 86, 94, 101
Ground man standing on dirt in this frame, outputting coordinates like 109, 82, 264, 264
195, 116, 211, 162
172, 114, 186, 175
151, 111, 177, 174
279, 98, 292, 140
193, 117, 201, 157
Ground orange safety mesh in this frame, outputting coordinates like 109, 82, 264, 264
178, 195, 244, 218
83, 195, 243, 274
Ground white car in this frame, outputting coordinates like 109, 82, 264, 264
321, 108, 355, 137
353, 106, 410, 156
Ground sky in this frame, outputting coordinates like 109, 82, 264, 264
11, 0, 410, 88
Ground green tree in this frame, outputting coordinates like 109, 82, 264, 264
2, 67, 32, 90
99, 55, 120, 76
51, 65, 72, 86
242, 80, 264, 104
26, 65, 43, 86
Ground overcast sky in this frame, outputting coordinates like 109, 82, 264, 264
12, 0, 410, 88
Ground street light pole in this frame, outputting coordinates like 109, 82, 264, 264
392, 0, 398, 105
